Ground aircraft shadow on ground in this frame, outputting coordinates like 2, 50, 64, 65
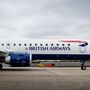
0, 68, 46, 71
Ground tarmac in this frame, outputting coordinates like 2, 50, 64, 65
0, 67, 90, 90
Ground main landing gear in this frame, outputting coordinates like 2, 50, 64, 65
0, 64, 3, 69
81, 60, 86, 70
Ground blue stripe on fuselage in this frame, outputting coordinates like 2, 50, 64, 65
32, 54, 90, 60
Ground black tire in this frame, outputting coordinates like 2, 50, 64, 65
0, 64, 3, 69
81, 66, 86, 70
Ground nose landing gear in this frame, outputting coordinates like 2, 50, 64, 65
81, 60, 86, 70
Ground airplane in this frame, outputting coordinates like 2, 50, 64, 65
0, 39, 89, 70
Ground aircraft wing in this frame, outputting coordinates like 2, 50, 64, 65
0, 51, 9, 57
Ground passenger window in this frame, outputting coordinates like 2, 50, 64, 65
13, 44, 16, 46
62, 44, 65, 46
40, 44, 43, 46
46, 44, 48, 46
30, 44, 32, 46
35, 44, 37, 46
19, 44, 21, 46
2, 43, 4, 46
68, 44, 70, 46
7, 44, 10, 46
57, 44, 59, 46
24, 44, 27, 46
51, 44, 54, 46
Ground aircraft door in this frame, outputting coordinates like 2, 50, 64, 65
79, 46, 86, 53
79, 42, 86, 53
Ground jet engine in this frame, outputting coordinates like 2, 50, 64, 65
5, 53, 31, 67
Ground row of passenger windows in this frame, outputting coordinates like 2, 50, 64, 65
1, 43, 70, 46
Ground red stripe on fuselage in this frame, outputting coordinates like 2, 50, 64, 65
60, 40, 82, 43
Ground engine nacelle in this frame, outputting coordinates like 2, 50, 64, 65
5, 53, 31, 67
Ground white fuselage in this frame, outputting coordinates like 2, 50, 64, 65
0, 39, 90, 55
0, 39, 89, 70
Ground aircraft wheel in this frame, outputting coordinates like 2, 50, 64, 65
0, 64, 3, 69
81, 66, 86, 70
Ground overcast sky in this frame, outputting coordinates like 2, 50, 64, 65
0, 0, 90, 40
